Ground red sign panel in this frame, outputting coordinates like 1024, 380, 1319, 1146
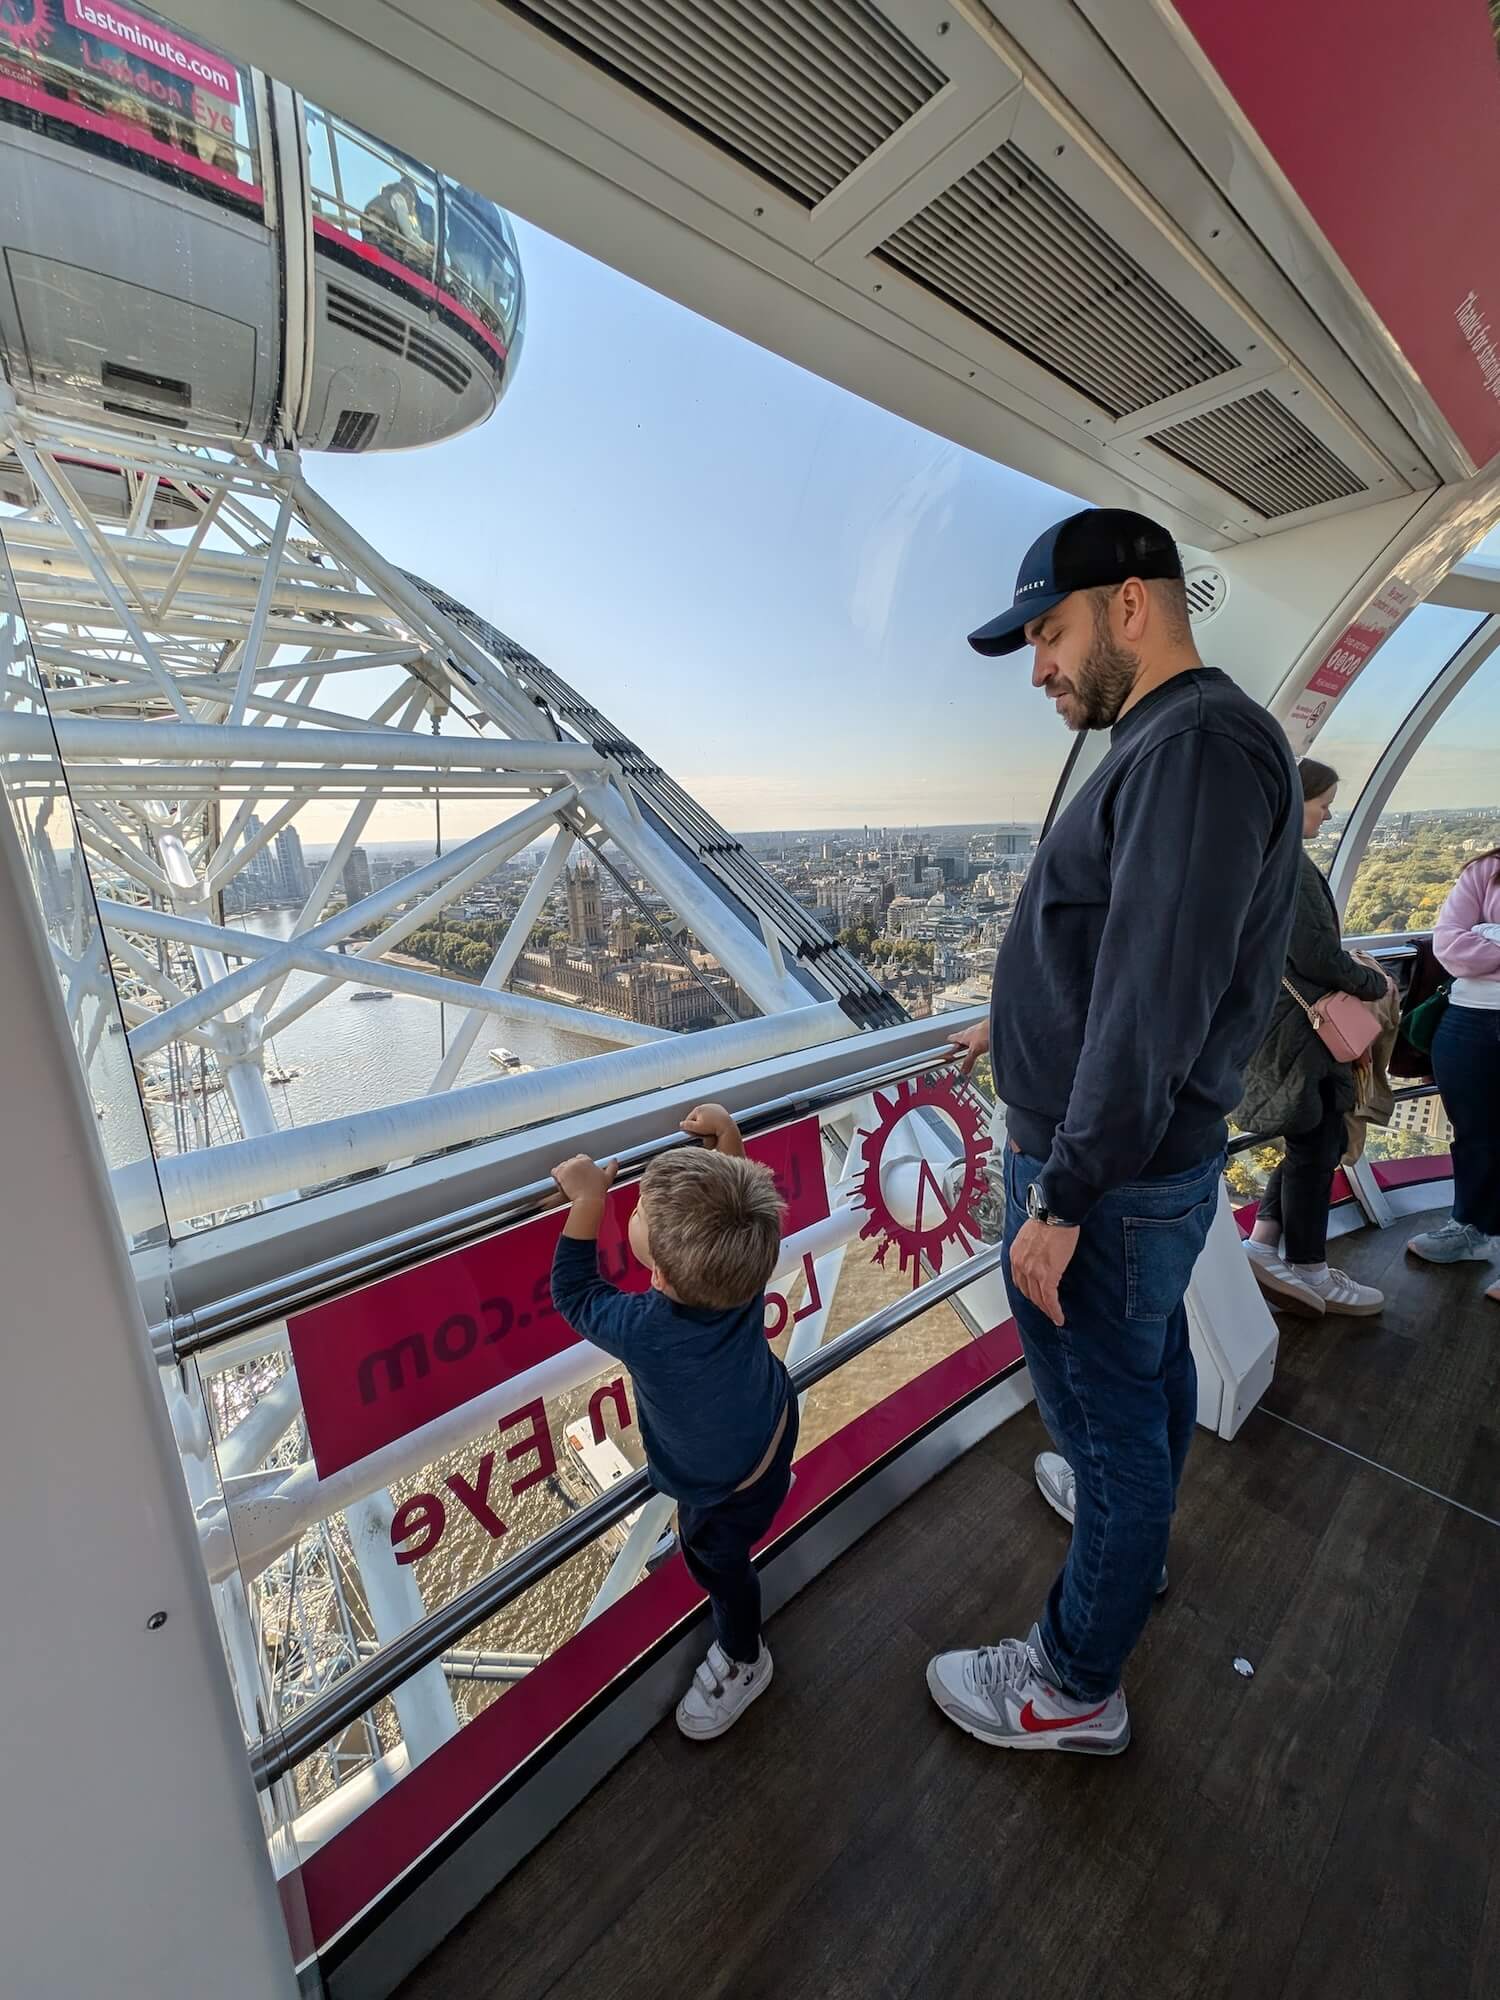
289, 1119, 829, 1479
1173, 0, 1500, 466
1284, 576, 1418, 747
62, 0, 240, 103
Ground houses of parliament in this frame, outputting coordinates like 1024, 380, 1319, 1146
512, 861, 748, 1032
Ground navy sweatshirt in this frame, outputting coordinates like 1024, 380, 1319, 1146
551, 1234, 791, 1508
992, 666, 1300, 1222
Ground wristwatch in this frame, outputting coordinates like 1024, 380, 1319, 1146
1027, 1181, 1076, 1229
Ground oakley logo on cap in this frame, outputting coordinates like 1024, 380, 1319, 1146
967, 507, 1183, 658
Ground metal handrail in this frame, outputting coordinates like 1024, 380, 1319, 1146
158, 1038, 982, 1362
162, 929, 1431, 1358
247, 1238, 1010, 1789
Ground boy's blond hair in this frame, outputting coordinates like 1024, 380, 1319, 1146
640, 1149, 784, 1309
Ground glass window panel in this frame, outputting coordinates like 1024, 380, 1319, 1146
1305, 603, 1486, 877
440, 184, 522, 342
0, 77, 1073, 1244
0, 0, 1071, 1262
1340, 632, 1500, 933
322, 116, 436, 272
303, 104, 337, 215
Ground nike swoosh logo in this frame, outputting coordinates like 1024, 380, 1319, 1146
1018, 1698, 1109, 1733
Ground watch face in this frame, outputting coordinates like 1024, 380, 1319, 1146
1026, 1181, 1042, 1221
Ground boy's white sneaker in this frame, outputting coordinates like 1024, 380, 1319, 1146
675, 1640, 773, 1740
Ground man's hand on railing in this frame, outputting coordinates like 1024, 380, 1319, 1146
947, 1019, 990, 1077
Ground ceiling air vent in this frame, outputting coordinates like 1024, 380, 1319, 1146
1147, 390, 1366, 518
878, 143, 1238, 417
330, 408, 379, 451
1183, 564, 1227, 625
502, 0, 943, 204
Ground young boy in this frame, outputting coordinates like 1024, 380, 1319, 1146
550, 1103, 796, 1740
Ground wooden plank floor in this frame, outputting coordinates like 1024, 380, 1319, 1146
397, 1210, 1500, 2000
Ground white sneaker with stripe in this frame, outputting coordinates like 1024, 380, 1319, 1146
675, 1641, 772, 1741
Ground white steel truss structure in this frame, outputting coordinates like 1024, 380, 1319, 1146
0, 395, 914, 1842
0, 399, 898, 1236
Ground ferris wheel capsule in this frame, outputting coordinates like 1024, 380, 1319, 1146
0, 0, 524, 455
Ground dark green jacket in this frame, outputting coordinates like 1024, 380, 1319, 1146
1235, 851, 1387, 1139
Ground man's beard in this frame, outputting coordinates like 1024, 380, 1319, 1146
1061, 612, 1139, 730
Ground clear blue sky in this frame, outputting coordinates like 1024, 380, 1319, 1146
308, 215, 1083, 834
308, 215, 1500, 836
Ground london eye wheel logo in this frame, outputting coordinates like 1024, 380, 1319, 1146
851, 1073, 991, 1286
0, 0, 54, 56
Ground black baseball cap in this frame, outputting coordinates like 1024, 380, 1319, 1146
967, 507, 1184, 656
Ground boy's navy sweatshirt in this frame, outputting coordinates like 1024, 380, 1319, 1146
992, 666, 1300, 1222
551, 1233, 790, 1508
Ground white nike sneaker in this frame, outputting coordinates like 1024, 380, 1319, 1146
926, 1625, 1129, 1756
675, 1641, 772, 1741
1034, 1450, 1078, 1525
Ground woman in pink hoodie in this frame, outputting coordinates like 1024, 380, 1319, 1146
1408, 848, 1500, 1301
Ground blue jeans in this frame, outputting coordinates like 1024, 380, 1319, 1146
1431, 1003, 1500, 1235
1003, 1144, 1222, 1699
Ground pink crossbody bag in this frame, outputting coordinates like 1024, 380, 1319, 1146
1281, 978, 1381, 1064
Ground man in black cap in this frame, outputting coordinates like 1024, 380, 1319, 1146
926, 507, 1300, 1755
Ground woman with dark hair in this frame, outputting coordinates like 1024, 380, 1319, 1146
1237, 759, 1395, 1315
1407, 844, 1500, 1302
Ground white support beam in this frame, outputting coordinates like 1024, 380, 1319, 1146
137, 1002, 854, 1233
107, 931, 194, 1011
291, 476, 544, 740
232, 481, 293, 729
207, 795, 304, 891
0, 711, 606, 772
100, 896, 667, 1044
151, 484, 226, 621
341, 1491, 458, 1767
257, 791, 584, 1036
580, 777, 815, 1017
72, 807, 171, 895
428, 822, 577, 1091
246, 687, 431, 1027
55, 768, 562, 797
3, 428, 196, 723
115, 790, 577, 1059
